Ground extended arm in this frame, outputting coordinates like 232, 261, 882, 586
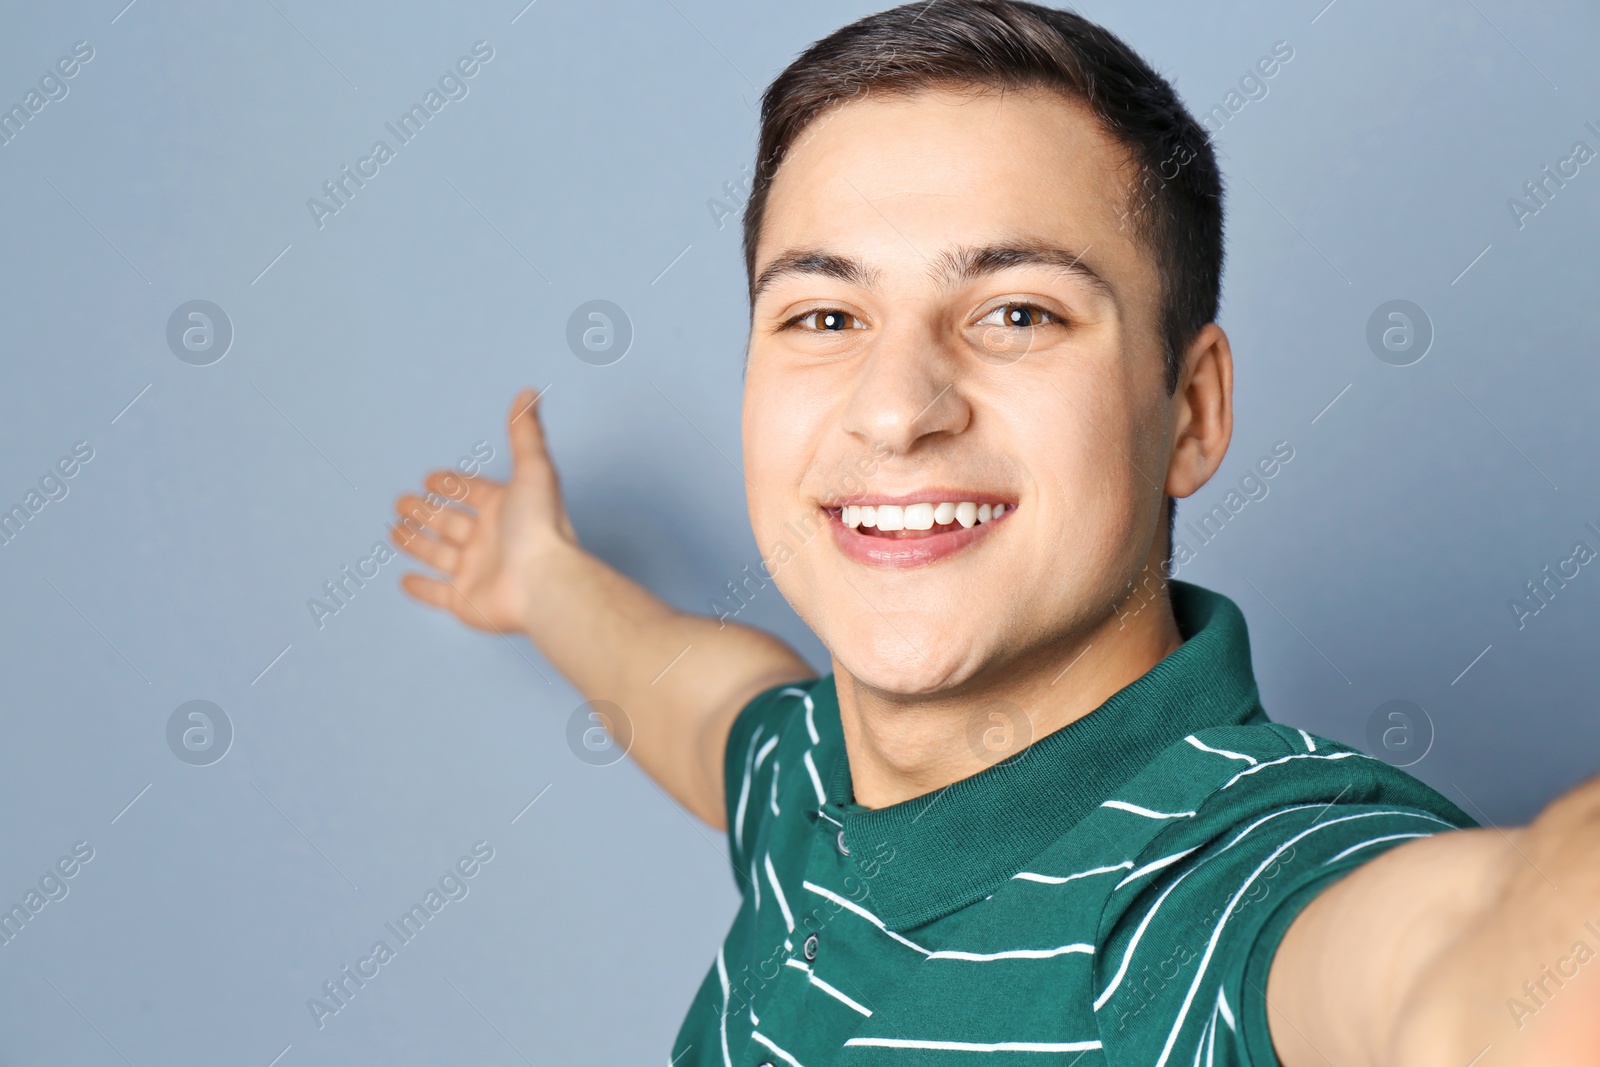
392, 389, 814, 829
1266, 775, 1600, 1066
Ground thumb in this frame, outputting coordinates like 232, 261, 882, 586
507, 387, 551, 472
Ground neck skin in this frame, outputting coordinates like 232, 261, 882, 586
834, 551, 1184, 810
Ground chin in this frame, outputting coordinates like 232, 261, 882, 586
824, 618, 988, 699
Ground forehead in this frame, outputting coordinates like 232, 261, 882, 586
757, 85, 1147, 282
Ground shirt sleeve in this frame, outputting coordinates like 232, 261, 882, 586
1093, 726, 1476, 1067
721, 678, 818, 878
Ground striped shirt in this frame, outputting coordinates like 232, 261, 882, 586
670, 580, 1473, 1066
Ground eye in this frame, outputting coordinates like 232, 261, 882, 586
782, 308, 865, 332
977, 303, 1058, 328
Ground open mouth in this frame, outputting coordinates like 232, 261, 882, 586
831, 499, 1012, 538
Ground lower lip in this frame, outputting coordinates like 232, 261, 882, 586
827, 509, 1010, 568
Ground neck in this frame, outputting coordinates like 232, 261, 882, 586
835, 580, 1184, 810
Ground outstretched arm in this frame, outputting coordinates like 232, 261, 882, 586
1266, 775, 1600, 1066
391, 388, 814, 829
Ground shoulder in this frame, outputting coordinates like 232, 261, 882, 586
1111, 721, 1474, 833
722, 676, 835, 867
723, 676, 829, 782
1088, 723, 1477, 1065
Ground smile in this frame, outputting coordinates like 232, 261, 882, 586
824, 496, 1015, 568
841, 499, 1007, 534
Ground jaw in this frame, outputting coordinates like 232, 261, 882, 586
783, 543, 1027, 699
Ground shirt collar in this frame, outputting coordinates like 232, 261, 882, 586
811, 579, 1267, 930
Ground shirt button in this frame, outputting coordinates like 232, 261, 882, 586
836, 830, 850, 856
803, 933, 818, 960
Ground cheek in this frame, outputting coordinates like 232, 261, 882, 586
743, 359, 839, 513
743, 416, 810, 549
1023, 395, 1150, 566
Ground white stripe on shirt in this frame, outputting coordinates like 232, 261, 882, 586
802, 880, 932, 955
784, 959, 873, 1016
1101, 799, 1197, 819
844, 1037, 1102, 1053
1115, 846, 1201, 890
1323, 831, 1433, 865
733, 726, 763, 855
779, 686, 819, 744
764, 852, 795, 933
1219, 750, 1366, 790
1095, 867, 1195, 1010
751, 1029, 807, 1067
1013, 861, 1134, 884
1184, 735, 1258, 764
715, 948, 732, 1067
925, 943, 1094, 962
803, 750, 827, 807
1153, 809, 1439, 1067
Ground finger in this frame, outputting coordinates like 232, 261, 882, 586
401, 573, 498, 632
389, 523, 461, 573
399, 572, 468, 613
393, 494, 474, 543
507, 387, 551, 472
424, 469, 495, 508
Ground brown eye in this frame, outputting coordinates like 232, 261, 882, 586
787, 309, 862, 332
978, 303, 1057, 328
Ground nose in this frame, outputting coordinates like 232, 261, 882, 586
838, 320, 971, 455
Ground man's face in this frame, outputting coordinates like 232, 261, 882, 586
743, 87, 1174, 698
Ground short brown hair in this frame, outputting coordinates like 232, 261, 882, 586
741, 0, 1224, 397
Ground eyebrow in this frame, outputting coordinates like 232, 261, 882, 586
750, 240, 1113, 304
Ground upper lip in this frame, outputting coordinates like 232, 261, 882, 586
820, 489, 1018, 508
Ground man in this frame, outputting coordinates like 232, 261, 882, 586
390, 2, 1600, 1063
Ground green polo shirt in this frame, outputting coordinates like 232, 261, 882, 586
670, 580, 1473, 1066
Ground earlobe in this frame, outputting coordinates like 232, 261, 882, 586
1164, 323, 1234, 500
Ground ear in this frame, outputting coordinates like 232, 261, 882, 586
1165, 323, 1234, 500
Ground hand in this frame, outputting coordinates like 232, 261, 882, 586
391, 388, 575, 634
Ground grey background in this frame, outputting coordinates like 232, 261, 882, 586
0, 0, 1595, 1063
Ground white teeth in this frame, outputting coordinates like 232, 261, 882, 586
903, 503, 935, 530
841, 499, 1010, 532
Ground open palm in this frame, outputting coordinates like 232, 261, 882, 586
391, 388, 575, 634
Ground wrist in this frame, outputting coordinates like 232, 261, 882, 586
515, 530, 593, 640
